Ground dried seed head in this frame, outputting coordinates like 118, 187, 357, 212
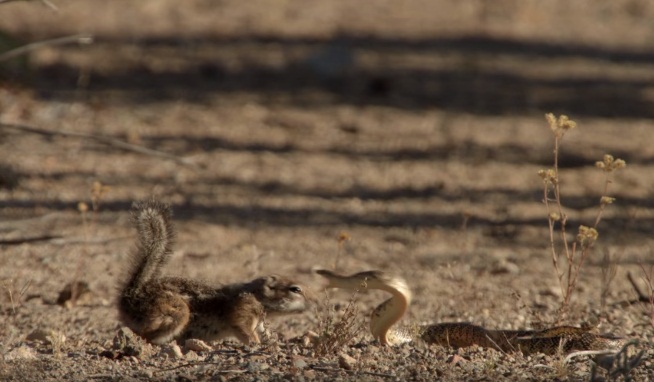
78, 202, 88, 213
603, 154, 614, 164
538, 169, 557, 184
557, 115, 577, 130
548, 212, 561, 221
577, 225, 598, 247
600, 196, 615, 206
596, 154, 627, 173
92, 181, 105, 196
545, 113, 577, 138
545, 113, 558, 132
338, 231, 351, 244
613, 159, 626, 170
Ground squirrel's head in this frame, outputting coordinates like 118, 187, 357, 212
249, 275, 311, 315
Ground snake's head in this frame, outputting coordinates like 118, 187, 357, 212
314, 269, 412, 302
315, 269, 389, 289
314, 269, 344, 289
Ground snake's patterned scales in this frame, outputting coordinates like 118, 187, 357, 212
317, 269, 625, 354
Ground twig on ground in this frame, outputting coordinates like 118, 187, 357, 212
87, 374, 114, 379
312, 366, 396, 378
0, 233, 129, 247
0, 235, 62, 245
155, 362, 245, 374
0, 122, 200, 168
590, 340, 644, 381
0, 34, 91, 62
564, 350, 617, 365
0, 0, 58, 10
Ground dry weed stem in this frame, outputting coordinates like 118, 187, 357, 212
540, 114, 626, 312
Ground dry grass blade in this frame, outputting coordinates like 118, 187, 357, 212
0, 0, 58, 10
0, 123, 200, 168
0, 34, 91, 62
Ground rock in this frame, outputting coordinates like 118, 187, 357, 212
5, 345, 37, 361
159, 343, 184, 359
112, 327, 145, 357
246, 361, 269, 372
338, 352, 356, 370
184, 350, 201, 361
303, 370, 316, 379
490, 259, 520, 275
447, 354, 467, 365
292, 355, 308, 369
184, 339, 213, 352
302, 330, 319, 347
136, 370, 154, 379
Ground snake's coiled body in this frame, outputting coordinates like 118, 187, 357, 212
317, 269, 625, 355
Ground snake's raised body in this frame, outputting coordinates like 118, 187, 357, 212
316, 269, 625, 354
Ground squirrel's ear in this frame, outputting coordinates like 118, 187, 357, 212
263, 275, 279, 289
257, 276, 276, 298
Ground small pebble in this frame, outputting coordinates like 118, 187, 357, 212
184, 339, 213, 352
338, 352, 356, 370
159, 343, 183, 359
292, 355, 308, 369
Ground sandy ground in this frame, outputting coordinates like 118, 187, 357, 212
1, 1, 654, 381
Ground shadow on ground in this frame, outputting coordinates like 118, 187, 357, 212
20, 34, 654, 119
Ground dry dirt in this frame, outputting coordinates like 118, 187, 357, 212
1, 1, 654, 381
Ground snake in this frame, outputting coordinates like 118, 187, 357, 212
316, 269, 626, 354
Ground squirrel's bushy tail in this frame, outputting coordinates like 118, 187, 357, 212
124, 198, 175, 292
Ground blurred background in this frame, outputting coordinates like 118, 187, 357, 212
1, 0, 653, 262
1, 4, 653, 379
2, 1, 654, 117
1, 0, 654, 360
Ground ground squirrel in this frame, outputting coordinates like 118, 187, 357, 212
118, 199, 309, 345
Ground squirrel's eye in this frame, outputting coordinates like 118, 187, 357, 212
289, 286, 302, 294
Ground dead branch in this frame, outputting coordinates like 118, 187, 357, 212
0, 235, 61, 245
0, 122, 201, 168
0, 0, 58, 11
0, 34, 91, 62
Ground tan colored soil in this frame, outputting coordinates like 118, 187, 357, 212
1, 1, 653, 380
